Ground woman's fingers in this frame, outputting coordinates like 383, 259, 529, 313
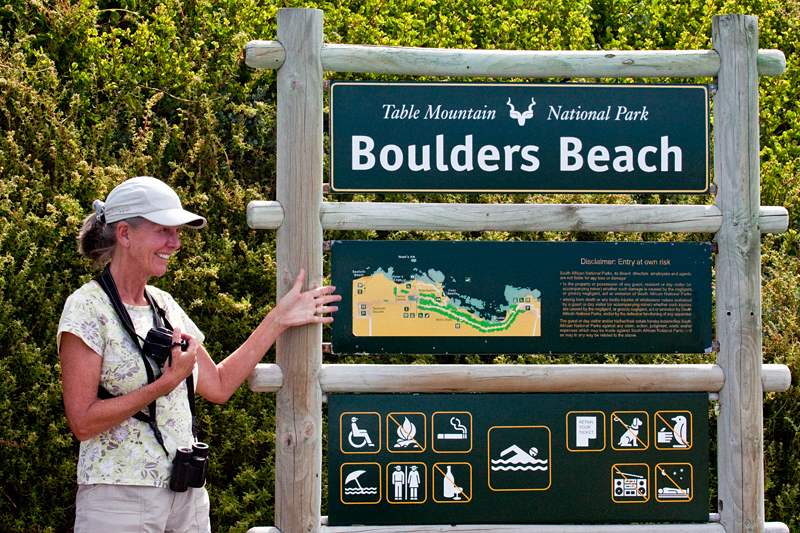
311, 289, 341, 318
291, 268, 307, 292
313, 304, 340, 317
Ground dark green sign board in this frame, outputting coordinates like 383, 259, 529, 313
328, 393, 709, 525
330, 241, 712, 355
329, 82, 709, 193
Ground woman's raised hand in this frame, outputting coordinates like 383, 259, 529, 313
275, 269, 341, 329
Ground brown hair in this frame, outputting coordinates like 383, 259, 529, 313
77, 214, 145, 269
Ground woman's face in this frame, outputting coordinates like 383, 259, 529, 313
124, 220, 182, 278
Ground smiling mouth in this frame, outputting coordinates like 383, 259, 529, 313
156, 253, 171, 260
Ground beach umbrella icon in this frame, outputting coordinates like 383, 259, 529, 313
345, 470, 367, 490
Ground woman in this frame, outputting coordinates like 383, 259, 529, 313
58, 176, 340, 532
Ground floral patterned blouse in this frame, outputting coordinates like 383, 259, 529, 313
58, 281, 205, 488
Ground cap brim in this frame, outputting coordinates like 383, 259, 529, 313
142, 209, 207, 229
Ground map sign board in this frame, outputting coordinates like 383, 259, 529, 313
328, 393, 710, 525
329, 82, 710, 193
330, 241, 712, 355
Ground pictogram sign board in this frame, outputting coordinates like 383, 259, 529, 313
328, 393, 709, 526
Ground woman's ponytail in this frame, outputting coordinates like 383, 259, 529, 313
77, 213, 118, 269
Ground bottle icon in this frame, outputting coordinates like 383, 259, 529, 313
443, 465, 463, 500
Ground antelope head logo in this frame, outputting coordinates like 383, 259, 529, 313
507, 97, 536, 126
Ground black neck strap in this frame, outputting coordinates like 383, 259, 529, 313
95, 266, 198, 456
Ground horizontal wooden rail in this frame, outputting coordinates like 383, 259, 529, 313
321, 363, 725, 393
244, 41, 786, 78
320, 523, 791, 533
247, 521, 790, 533
247, 522, 740, 533
247, 201, 790, 235
247, 363, 283, 392
763, 363, 793, 392
248, 363, 791, 394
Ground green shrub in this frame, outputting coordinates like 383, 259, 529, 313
1, 0, 799, 531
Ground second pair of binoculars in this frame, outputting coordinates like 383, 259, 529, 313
169, 442, 209, 492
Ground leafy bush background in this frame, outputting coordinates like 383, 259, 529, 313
1, 0, 798, 531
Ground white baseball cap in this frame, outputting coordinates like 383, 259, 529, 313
95, 176, 207, 228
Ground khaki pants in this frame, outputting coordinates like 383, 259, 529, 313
74, 484, 211, 533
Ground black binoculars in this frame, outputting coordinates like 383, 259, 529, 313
143, 326, 188, 366
169, 442, 209, 492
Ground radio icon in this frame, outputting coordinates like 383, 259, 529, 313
612, 464, 649, 503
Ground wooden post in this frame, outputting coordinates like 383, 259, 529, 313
712, 15, 764, 533
275, 8, 324, 533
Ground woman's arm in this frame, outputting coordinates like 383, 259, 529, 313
195, 269, 340, 404
59, 329, 197, 441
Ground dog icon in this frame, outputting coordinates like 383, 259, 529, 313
617, 417, 643, 447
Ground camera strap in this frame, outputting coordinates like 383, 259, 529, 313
145, 292, 199, 440
95, 266, 198, 456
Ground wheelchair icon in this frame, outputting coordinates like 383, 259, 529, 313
348, 417, 375, 448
